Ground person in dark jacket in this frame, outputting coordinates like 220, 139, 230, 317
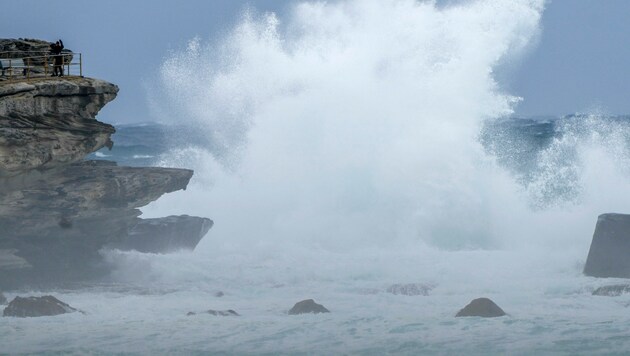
50, 39, 64, 76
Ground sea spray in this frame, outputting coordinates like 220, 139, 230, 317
136, 0, 627, 302
528, 114, 630, 209
146, 0, 544, 253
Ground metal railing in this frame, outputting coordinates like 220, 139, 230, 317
0, 51, 83, 82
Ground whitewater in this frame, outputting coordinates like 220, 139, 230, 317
4, 0, 630, 354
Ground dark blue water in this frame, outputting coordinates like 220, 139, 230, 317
88, 122, 216, 167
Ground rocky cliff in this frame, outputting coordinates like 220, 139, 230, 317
0, 77, 117, 175
0, 70, 211, 289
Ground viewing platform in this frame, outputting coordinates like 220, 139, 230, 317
0, 52, 82, 82
0, 38, 83, 82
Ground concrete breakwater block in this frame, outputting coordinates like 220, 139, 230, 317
584, 213, 630, 278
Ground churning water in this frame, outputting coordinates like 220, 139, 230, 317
4, 0, 630, 354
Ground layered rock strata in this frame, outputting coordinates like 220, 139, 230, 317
0, 74, 211, 289
0, 77, 117, 175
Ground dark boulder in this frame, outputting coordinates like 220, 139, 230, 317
0, 292, 6, 305
592, 284, 630, 297
584, 213, 630, 278
288, 299, 330, 315
3, 295, 77, 317
455, 298, 506, 318
386, 283, 433, 296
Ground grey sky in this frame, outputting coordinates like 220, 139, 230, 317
2, 0, 629, 123
510, 0, 630, 117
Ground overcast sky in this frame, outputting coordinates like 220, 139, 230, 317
510, 0, 630, 117
2, 0, 630, 123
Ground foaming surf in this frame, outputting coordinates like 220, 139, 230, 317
139, 0, 630, 301
133, 0, 630, 340
138, 0, 630, 286
147, 0, 546, 252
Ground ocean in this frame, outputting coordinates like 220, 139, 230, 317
4, 0, 630, 354
2, 115, 629, 354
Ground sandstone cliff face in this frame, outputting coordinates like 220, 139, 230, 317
0, 70, 211, 289
0, 161, 194, 238
0, 78, 117, 175
0, 161, 206, 288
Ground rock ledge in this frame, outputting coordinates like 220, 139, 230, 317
0, 44, 213, 289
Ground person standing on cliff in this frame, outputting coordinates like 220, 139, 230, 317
50, 40, 64, 77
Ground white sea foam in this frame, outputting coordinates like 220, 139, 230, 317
132, 154, 154, 159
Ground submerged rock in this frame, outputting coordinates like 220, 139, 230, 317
584, 213, 630, 278
0, 161, 194, 238
0, 292, 6, 305
187, 309, 239, 316
592, 284, 630, 297
288, 299, 330, 315
386, 283, 433, 296
3, 295, 77, 317
455, 298, 506, 318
